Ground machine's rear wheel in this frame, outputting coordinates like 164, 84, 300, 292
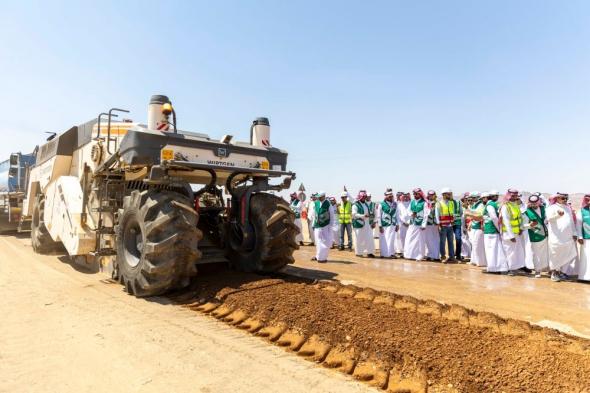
31, 195, 61, 253
228, 193, 299, 273
115, 189, 202, 297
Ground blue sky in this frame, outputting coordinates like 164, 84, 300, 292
1, 1, 589, 197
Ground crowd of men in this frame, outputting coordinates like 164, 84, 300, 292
289, 189, 590, 283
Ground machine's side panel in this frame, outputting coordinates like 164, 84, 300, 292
44, 176, 94, 255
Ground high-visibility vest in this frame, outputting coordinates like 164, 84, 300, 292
501, 202, 522, 235
437, 200, 456, 226
338, 201, 352, 224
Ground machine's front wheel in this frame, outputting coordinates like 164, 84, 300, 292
115, 190, 202, 297
30, 195, 61, 253
228, 193, 299, 273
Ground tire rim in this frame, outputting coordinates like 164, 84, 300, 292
123, 217, 143, 268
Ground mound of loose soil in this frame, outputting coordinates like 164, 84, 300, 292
175, 272, 590, 392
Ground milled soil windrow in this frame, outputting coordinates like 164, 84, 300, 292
172, 272, 590, 393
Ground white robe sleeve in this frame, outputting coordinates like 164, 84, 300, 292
546, 205, 561, 222
522, 212, 532, 230
376, 203, 383, 228
329, 204, 335, 226
486, 205, 500, 232
576, 211, 583, 238
352, 203, 365, 220
307, 202, 316, 222
500, 205, 515, 239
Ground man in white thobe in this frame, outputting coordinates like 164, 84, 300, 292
404, 188, 429, 261
576, 194, 590, 282
352, 191, 375, 258
310, 192, 334, 263
304, 194, 317, 246
482, 190, 508, 273
464, 192, 487, 267
395, 192, 411, 257
522, 194, 549, 278
376, 190, 399, 258
460, 193, 472, 261
500, 189, 526, 275
546, 193, 578, 282
289, 192, 304, 246
547, 193, 578, 281
329, 197, 339, 248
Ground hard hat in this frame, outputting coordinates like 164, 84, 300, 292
441, 187, 452, 194
317, 191, 326, 197
470, 191, 480, 198
340, 192, 348, 197
481, 192, 490, 198
489, 189, 499, 196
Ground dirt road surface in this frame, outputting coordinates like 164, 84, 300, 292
0, 234, 373, 393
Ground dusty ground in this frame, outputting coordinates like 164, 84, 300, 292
2, 232, 590, 392
0, 234, 373, 393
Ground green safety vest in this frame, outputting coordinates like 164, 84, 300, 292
582, 208, 590, 240
453, 200, 462, 226
380, 201, 397, 227
352, 201, 368, 229
367, 201, 376, 226
313, 200, 331, 228
470, 201, 484, 230
410, 199, 426, 226
338, 201, 352, 224
483, 200, 499, 234
524, 206, 547, 242
290, 199, 301, 219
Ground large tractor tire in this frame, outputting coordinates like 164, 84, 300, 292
31, 195, 61, 253
115, 189, 202, 297
228, 193, 299, 273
